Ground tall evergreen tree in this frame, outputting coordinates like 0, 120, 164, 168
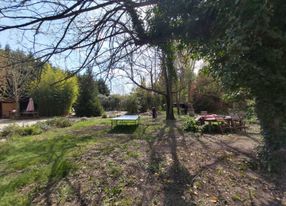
96, 78, 110, 96
75, 69, 103, 117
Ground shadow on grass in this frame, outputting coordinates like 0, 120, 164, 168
0, 133, 99, 205
140, 120, 197, 206
108, 125, 139, 134
163, 121, 196, 206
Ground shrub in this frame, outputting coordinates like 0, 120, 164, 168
102, 113, 107, 118
183, 118, 199, 133
20, 126, 42, 136
99, 94, 121, 111
35, 121, 52, 131
0, 124, 42, 138
121, 94, 139, 114
193, 94, 228, 114
0, 124, 20, 138
30, 64, 79, 116
45, 117, 73, 128
201, 124, 222, 134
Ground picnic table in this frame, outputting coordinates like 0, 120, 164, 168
111, 115, 140, 127
196, 114, 246, 133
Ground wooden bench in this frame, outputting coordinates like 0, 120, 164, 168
21, 111, 39, 118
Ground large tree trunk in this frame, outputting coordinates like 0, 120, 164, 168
256, 96, 286, 173
176, 90, 180, 116
162, 46, 175, 120
165, 92, 175, 120
163, 68, 175, 120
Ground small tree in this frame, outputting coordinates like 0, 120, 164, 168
75, 69, 103, 117
191, 69, 228, 114
31, 64, 78, 116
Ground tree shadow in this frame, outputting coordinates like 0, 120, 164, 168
65, 178, 89, 206
244, 133, 261, 143
141, 120, 279, 206
199, 133, 286, 205
10, 134, 98, 205
163, 121, 195, 206
108, 125, 139, 134
140, 120, 197, 205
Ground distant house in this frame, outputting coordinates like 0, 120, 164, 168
0, 49, 31, 118
0, 69, 16, 118
0, 100, 16, 118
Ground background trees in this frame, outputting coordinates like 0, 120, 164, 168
0, 0, 182, 120
1, 0, 286, 170
191, 70, 228, 114
199, 0, 286, 171
0, 48, 39, 116
151, 0, 286, 171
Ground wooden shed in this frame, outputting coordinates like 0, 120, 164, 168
0, 101, 16, 118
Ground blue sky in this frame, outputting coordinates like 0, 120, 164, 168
0, 9, 203, 96
0, 29, 203, 95
0, 26, 133, 95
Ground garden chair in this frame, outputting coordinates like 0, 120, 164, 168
200, 111, 208, 115
230, 112, 247, 133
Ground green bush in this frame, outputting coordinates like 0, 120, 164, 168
201, 124, 222, 134
20, 126, 42, 136
99, 94, 121, 111
30, 64, 79, 116
0, 124, 20, 138
102, 113, 107, 118
183, 118, 199, 133
34, 121, 52, 131
45, 117, 73, 128
121, 95, 139, 114
0, 124, 42, 138
0, 118, 72, 139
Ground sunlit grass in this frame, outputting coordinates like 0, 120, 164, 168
0, 118, 112, 205
0, 115, 166, 205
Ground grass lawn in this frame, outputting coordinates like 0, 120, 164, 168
0, 115, 285, 205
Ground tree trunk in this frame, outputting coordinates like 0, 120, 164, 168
163, 69, 175, 120
256, 97, 286, 173
176, 90, 180, 116
162, 47, 175, 120
165, 92, 175, 120
15, 95, 20, 118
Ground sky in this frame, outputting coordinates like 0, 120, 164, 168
0, 29, 204, 95
0, 2, 204, 95
0, 28, 133, 95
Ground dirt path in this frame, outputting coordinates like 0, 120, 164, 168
0, 118, 53, 131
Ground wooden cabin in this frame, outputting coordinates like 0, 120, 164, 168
0, 100, 16, 118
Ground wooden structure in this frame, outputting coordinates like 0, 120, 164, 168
0, 100, 16, 118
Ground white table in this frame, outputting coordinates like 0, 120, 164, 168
111, 115, 140, 127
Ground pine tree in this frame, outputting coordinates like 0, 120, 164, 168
75, 68, 103, 117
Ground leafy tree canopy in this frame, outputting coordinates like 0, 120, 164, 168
150, 0, 286, 171
30, 64, 78, 116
